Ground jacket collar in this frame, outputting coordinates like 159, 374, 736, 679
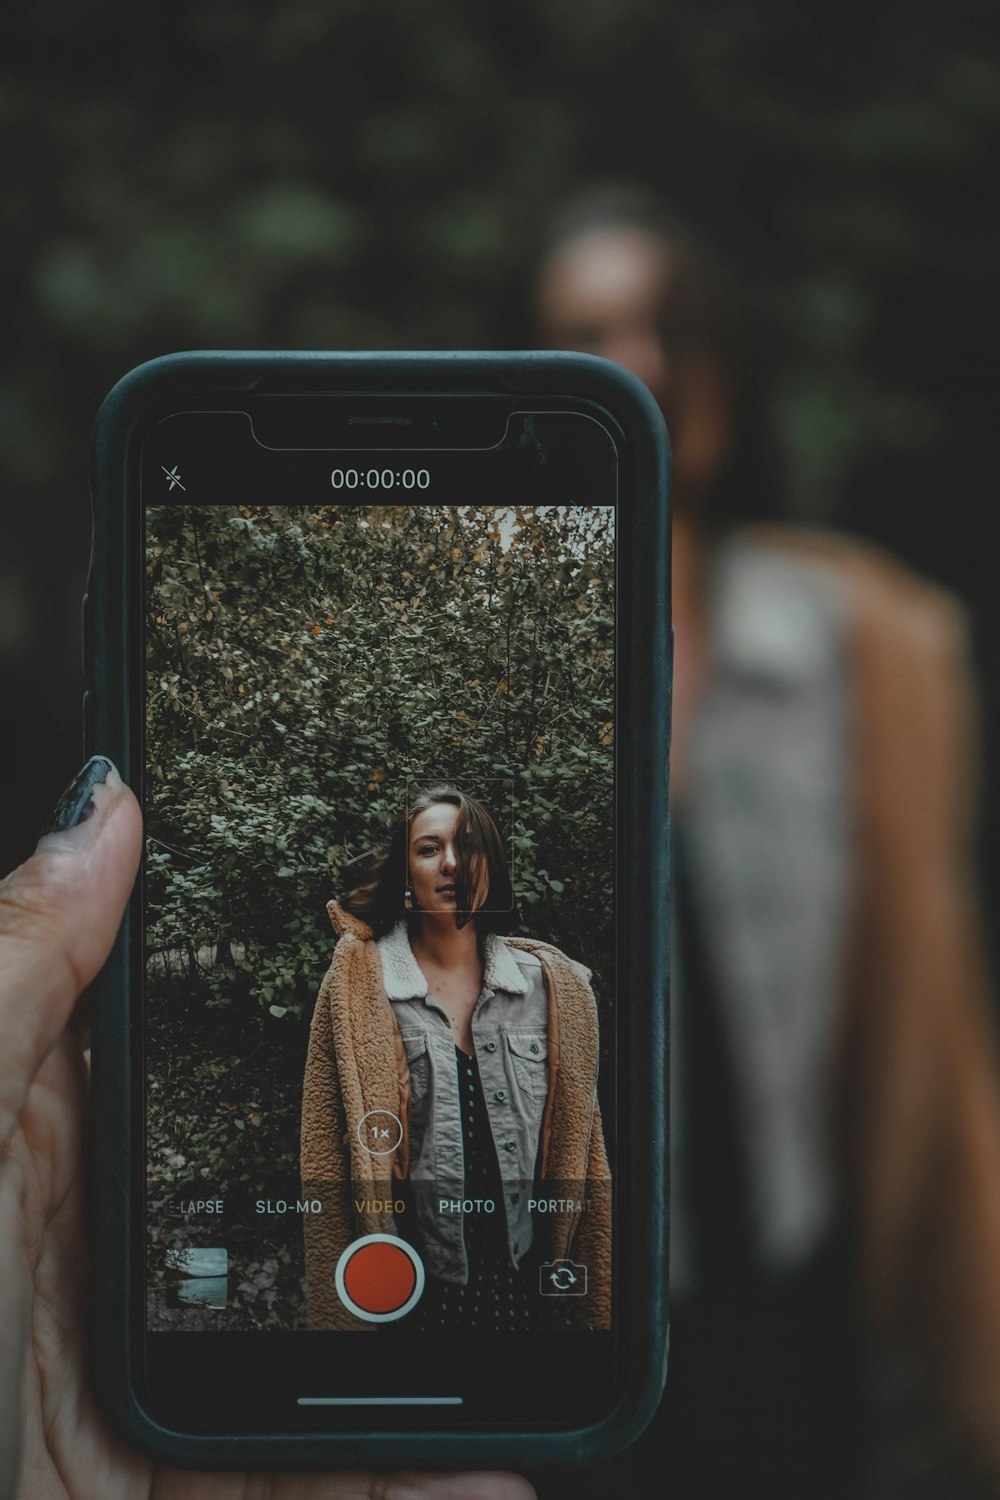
327, 899, 372, 940
377, 920, 529, 1001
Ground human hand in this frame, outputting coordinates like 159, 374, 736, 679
0, 757, 534, 1500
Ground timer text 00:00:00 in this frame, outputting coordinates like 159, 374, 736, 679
330, 468, 431, 490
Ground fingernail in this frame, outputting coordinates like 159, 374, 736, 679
38, 756, 125, 850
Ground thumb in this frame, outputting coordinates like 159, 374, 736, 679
0, 756, 141, 1146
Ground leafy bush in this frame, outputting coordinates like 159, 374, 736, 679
145, 503, 615, 1191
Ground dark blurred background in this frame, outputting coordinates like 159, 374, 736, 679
2, 0, 998, 880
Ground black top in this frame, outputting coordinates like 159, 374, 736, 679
411, 1045, 535, 1333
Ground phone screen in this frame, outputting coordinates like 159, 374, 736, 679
138, 401, 623, 1428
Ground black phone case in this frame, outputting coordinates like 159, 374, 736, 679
86, 350, 671, 1471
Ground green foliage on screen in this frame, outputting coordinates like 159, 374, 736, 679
144, 503, 614, 1194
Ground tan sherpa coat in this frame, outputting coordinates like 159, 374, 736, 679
300, 902, 612, 1330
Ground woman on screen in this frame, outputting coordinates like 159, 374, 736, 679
300, 782, 610, 1331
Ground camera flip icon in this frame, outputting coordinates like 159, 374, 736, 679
540, 1258, 588, 1296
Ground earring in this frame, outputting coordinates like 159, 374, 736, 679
404, 886, 415, 911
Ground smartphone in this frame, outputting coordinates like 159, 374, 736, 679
86, 351, 670, 1469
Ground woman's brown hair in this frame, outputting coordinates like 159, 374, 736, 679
339, 784, 518, 939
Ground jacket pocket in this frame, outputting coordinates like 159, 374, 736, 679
399, 1031, 431, 1105
506, 1031, 549, 1100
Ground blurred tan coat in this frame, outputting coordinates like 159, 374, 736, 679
709, 527, 1000, 1468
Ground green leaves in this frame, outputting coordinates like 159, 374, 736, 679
145, 501, 614, 1189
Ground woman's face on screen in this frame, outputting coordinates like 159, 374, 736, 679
408, 803, 486, 916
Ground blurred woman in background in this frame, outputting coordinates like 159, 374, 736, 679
524, 191, 1000, 1496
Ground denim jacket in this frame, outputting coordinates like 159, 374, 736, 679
377, 920, 548, 1284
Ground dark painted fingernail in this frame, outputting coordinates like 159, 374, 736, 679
40, 756, 123, 845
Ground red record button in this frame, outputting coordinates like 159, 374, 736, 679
335, 1234, 425, 1322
